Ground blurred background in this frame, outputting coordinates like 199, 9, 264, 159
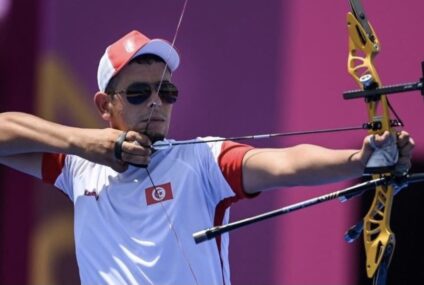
0, 0, 423, 284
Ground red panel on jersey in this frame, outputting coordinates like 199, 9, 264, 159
218, 141, 258, 200
41, 153, 66, 184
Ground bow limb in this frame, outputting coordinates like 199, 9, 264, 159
347, 1, 396, 283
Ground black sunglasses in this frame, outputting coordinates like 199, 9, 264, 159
109, 81, 178, 105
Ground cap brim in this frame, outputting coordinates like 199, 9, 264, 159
131, 39, 180, 72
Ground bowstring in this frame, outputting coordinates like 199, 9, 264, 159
142, 0, 200, 284
155, 0, 189, 97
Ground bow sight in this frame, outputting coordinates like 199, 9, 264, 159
343, 61, 424, 101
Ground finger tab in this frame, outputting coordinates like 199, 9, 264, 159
114, 131, 128, 160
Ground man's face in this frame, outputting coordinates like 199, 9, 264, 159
108, 61, 174, 141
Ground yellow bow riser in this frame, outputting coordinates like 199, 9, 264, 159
346, 12, 396, 280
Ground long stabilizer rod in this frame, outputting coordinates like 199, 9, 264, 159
193, 174, 424, 244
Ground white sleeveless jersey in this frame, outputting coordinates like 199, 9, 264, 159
42, 138, 255, 285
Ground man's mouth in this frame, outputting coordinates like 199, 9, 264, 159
142, 117, 165, 122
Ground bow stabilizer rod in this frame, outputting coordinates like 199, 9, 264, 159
193, 176, 389, 244
193, 174, 424, 244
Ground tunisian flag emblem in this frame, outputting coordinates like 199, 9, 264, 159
145, 182, 174, 205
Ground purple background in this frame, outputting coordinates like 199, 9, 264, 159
1, 0, 424, 284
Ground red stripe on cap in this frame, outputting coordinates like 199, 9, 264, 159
107, 30, 150, 71
42, 153, 66, 184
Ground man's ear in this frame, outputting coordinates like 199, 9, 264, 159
94, 92, 112, 121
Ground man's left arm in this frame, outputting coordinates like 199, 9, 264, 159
242, 131, 414, 195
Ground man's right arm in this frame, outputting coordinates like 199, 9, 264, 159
0, 112, 146, 177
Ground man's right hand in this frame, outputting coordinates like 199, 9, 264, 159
78, 128, 152, 173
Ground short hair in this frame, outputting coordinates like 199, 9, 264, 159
105, 54, 168, 94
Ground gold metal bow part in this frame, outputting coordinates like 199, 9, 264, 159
346, 1, 397, 283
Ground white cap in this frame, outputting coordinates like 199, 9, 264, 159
97, 30, 180, 92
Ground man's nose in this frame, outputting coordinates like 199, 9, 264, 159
147, 91, 163, 107
149, 101, 159, 109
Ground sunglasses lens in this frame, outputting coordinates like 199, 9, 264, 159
158, 82, 178, 104
121, 82, 178, 105
125, 83, 151, 105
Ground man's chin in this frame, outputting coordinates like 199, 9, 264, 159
144, 130, 165, 143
